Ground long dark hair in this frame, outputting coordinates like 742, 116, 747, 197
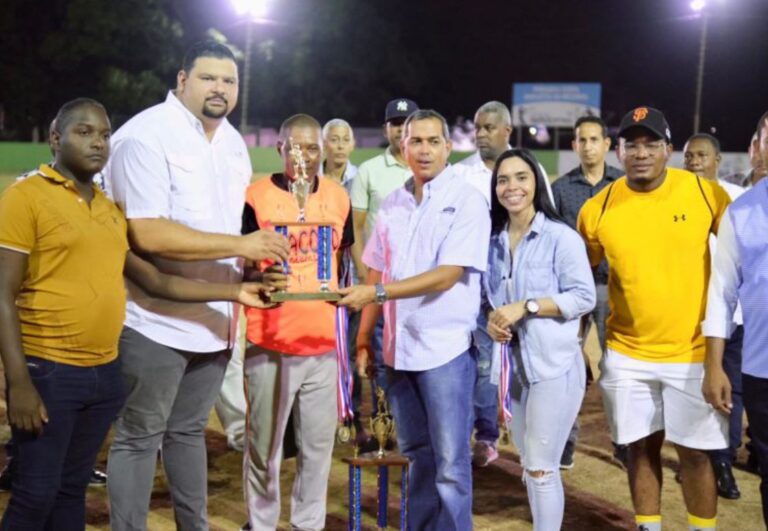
490, 148, 563, 234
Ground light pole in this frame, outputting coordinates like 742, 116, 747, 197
231, 0, 272, 135
691, 0, 709, 133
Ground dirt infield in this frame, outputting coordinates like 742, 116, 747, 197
0, 333, 763, 530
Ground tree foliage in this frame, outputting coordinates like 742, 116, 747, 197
0, 0, 183, 139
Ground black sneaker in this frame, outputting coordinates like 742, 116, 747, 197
745, 451, 761, 475
89, 469, 107, 487
713, 462, 741, 500
560, 441, 575, 470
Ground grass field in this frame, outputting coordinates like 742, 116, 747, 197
0, 174, 14, 192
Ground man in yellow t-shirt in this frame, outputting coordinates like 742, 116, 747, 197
577, 107, 730, 531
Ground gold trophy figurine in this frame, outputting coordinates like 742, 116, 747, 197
288, 137, 311, 222
370, 387, 395, 458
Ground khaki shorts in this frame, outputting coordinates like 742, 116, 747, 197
598, 349, 728, 449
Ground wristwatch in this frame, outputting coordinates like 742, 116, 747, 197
374, 283, 387, 304
524, 298, 540, 317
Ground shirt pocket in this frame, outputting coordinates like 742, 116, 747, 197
168, 154, 208, 219
425, 210, 453, 253
523, 260, 554, 294
226, 154, 251, 217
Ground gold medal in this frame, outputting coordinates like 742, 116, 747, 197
337, 425, 351, 444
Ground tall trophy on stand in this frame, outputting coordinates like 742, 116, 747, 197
270, 138, 339, 302
343, 389, 410, 531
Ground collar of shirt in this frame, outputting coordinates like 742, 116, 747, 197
383, 147, 408, 169
417, 164, 456, 200
399, 163, 456, 205
321, 161, 357, 188
462, 147, 512, 171
565, 163, 621, 185
164, 91, 230, 145
493, 210, 546, 261
38, 164, 104, 198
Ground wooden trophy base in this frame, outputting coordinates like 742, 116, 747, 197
269, 291, 341, 302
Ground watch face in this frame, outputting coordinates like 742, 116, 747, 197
375, 284, 387, 303
526, 299, 540, 314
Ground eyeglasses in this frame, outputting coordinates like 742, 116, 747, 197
623, 141, 667, 156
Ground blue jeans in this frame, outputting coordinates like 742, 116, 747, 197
743, 373, 768, 526
710, 325, 744, 466
511, 354, 586, 531
385, 351, 475, 531
471, 339, 499, 443
1, 357, 125, 530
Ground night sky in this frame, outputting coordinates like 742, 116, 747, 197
173, 0, 768, 150
4, 0, 767, 150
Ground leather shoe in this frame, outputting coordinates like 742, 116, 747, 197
714, 462, 740, 500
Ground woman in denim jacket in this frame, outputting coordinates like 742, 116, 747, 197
484, 149, 596, 531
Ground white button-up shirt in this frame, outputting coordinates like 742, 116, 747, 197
362, 165, 491, 371
104, 91, 251, 352
456, 150, 496, 206
706, 179, 745, 327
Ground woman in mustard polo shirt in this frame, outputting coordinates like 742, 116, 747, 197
0, 98, 277, 530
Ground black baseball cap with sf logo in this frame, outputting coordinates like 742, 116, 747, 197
618, 106, 671, 143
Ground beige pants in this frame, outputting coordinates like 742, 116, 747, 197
243, 345, 337, 531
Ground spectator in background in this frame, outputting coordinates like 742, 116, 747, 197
723, 132, 767, 189
457, 101, 512, 467
684, 132, 746, 500
551, 116, 625, 470
322, 118, 357, 191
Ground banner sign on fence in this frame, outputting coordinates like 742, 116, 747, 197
512, 83, 601, 127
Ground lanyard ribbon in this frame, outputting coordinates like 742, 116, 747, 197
498, 342, 513, 422
335, 305, 355, 423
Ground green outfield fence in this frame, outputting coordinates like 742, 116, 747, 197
0, 143, 558, 192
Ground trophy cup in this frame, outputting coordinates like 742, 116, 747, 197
270, 138, 340, 302
370, 387, 395, 458
342, 387, 409, 530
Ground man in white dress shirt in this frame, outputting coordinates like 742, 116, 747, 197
457, 101, 512, 205
456, 101, 512, 467
684, 132, 746, 500
339, 110, 491, 530
103, 41, 288, 530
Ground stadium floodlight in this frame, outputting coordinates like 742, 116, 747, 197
690, 0, 707, 12
232, 0, 271, 20
231, 0, 273, 134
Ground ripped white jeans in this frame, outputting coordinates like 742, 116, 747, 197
510, 354, 586, 531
